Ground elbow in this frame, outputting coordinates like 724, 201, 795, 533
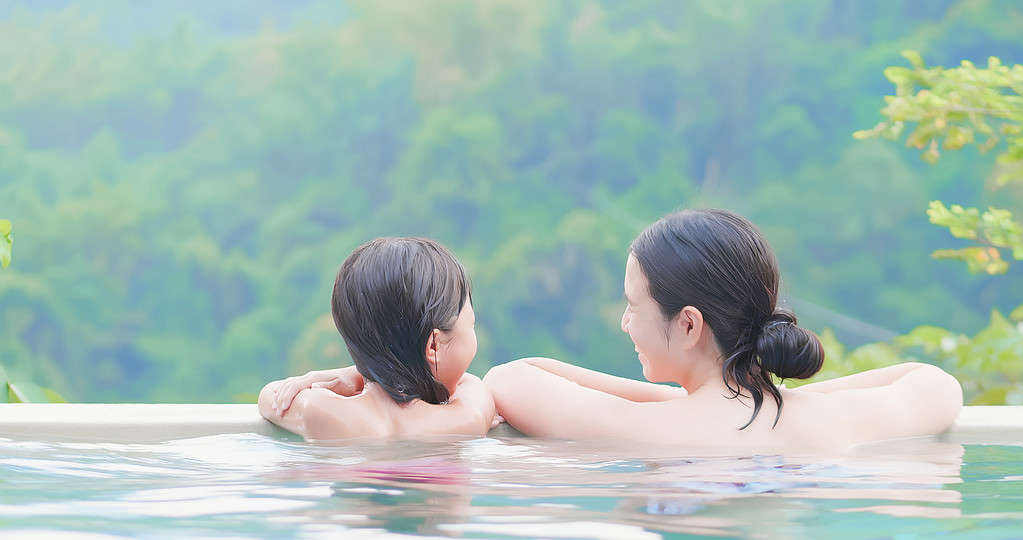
919, 364, 964, 432
940, 368, 964, 426
257, 381, 281, 422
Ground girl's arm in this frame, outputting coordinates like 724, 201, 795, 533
505, 357, 686, 402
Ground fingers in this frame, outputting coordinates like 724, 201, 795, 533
272, 377, 304, 417
311, 378, 339, 390
490, 414, 505, 428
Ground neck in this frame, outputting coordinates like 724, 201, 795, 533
673, 342, 726, 394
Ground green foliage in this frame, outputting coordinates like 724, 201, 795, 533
0, 219, 11, 269
927, 201, 1023, 274
857, 51, 1023, 273
0, 221, 66, 403
838, 48, 1023, 405
787, 309, 1023, 406
897, 309, 1023, 405
1, 1, 1022, 403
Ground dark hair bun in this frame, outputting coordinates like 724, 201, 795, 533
755, 308, 824, 380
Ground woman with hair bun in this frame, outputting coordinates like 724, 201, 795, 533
485, 209, 963, 450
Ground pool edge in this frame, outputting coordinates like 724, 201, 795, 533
1, 404, 1020, 444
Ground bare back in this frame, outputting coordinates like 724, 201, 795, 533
485, 360, 962, 452
259, 375, 496, 441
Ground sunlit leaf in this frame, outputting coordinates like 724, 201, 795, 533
232, 392, 258, 404
0, 223, 11, 269
7, 381, 50, 403
901, 50, 926, 70
42, 388, 67, 403
972, 386, 1008, 405
1010, 304, 1023, 321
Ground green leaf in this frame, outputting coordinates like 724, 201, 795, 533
42, 388, 67, 403
884, 66, 914, 86
932, 246, 1009, 274
232, 392, 258, 404
901, 50, 925, 70
1010, 304, 1023, 321
0, 226, 11, 269
7, 381, 50, 403
927, 201, 981, 239
0, 219, 10, 236
972, 386, 1009, 406
897, 325, 954, 353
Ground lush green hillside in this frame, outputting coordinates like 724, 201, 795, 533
1, 0, 1021, 402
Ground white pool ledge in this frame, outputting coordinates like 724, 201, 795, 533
0, 404, 281, 443
0, 404, 1021, 444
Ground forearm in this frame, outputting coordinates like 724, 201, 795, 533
307, 366, 364, 395
797, 362, 928, 394
519, 357, 684, 402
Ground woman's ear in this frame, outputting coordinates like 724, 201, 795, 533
424, 328, 441, 374
676, 306, 704, 348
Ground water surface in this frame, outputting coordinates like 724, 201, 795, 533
1, 432, 1021, 538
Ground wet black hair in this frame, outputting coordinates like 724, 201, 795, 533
331, 237, 471, 405
630, 209, 824, 429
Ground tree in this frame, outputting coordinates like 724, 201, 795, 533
816, 51, 1023, 405
855, 51, 1023, 274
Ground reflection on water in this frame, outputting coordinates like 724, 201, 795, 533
0, 433, 1021, 538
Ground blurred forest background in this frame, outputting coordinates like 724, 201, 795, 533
2, 0, 1022, 403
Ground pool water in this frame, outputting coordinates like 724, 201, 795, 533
1, 432, 1021, 539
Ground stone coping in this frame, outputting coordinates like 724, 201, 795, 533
0, 404, 1020, 444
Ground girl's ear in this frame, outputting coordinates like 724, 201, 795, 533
424, 328, 441, 374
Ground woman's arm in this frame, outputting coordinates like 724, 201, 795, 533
795, 362, 934, 394
483, 360, 662, 439
259, 381, 385, 440
831, 363, 964, 441
505, 357, 686, 402
267, 366, 365, 417
258, 380, 321, 436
